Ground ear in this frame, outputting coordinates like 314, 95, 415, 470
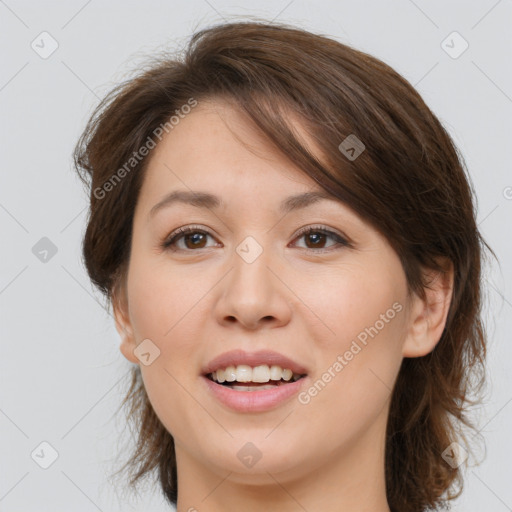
402, 258, 454, 358
111, 278, 139, 365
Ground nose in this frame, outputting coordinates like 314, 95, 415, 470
214, 245, 292, 331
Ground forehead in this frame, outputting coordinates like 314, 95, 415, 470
138, 98, 326, 207
128, 99, 392, 257
133, 99, 385, 245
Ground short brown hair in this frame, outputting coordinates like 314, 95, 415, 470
73, 20, 494, 511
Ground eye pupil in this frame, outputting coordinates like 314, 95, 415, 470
186, 233, 206, 248
307, 233, 325, 248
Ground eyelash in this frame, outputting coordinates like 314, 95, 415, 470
161, 224, 351, 253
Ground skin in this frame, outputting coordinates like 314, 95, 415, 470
113, 98, 454, 512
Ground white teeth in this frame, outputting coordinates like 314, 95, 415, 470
282, 368, 293, 381
209, 364, 303, 384
231, 384, 277, 391
252, 365, 270, 382
236, 365, 252, 382
225, 365, 237, 382
269, 365, 283, 381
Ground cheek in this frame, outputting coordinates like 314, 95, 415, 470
125, 261, 213, 434
292, 266, 406, 428
294, 261, 406, 352
126, 253, 205, 341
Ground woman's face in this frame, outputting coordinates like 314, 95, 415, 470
115, 98, 425, 488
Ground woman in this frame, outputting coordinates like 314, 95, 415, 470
73, 20, 493, 512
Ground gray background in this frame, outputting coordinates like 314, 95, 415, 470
1, 1, 511, 510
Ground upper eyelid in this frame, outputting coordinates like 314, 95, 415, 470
164, 224, 350, 248
293, 224, 346, 239
167, 224, 343, 240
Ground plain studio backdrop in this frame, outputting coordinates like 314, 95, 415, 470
1, 1, 511, 511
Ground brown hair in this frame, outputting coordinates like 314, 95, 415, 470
73, 20, 494, 511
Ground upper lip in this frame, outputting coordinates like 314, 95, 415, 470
202, 349, 308, 376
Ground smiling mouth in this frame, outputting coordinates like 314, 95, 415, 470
205, 364, 306, 391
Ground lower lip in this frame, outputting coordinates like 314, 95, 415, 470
202, 375, 307, 413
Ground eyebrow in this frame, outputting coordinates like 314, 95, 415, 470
148, 189, 337, 219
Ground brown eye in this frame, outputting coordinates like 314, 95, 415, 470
162, 226, 217, 251
304, 232, 328, 249
162, 225, 350, 253
292, 226, 349, 252
182, 232, 208, 249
